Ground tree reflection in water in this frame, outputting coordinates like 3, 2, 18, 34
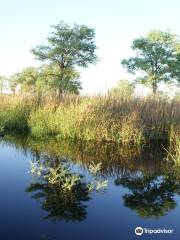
26, 158, 107, 223
115, 171, 180, 218
26, 180, 90, 222
3, 135, 180, 220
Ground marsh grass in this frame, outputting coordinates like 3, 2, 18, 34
0, 93, 179, 146
165, 126, 180, 166
0, 95, 35, 134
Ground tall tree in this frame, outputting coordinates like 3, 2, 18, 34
32, 22, 97, 96
121, 30, 180, 93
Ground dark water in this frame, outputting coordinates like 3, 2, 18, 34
0, 136, 179, 240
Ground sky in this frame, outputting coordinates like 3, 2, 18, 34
0, 0, 180, 94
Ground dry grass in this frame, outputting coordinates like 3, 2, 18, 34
165, 126, 180, 165
0, 93, 179, 145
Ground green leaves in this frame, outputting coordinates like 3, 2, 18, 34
88, 161, 108, 191
29, 160, 108, 193
0, 75, 6, 93
109, 79, 135, 97
122, 30, 180, 93
89, 162, 102, 175
32, 22, 97, 69
96, 180, 108, 191
38, 64, 82, 94
30, 22, 97, 95
8, 64, 82, 95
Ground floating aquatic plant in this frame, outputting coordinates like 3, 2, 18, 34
29, 160, 108, 192
88, 161, 108, 192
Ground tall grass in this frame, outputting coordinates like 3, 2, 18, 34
0, 93, 179, 146
165, 126, 180, 166
0, 95, 35, 134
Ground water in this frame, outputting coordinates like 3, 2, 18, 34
0, 136, 179, 240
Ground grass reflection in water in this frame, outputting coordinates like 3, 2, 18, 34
2, 135, 180, 221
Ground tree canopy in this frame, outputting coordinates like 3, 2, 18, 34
8, 65, 82, 95
13, 67, 39, 93
32, 22, 97, 96
121, 30, 180, 93
38, 64, 81, 95
109, 79, 135, 96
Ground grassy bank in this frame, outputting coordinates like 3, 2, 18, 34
0, 95, 34, 134
0, 94, 179, 147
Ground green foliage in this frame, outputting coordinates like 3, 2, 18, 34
115, 172, 180, 218
32, 22, 97, 68
27, 160, 90, 222
32, 22, 97, 95
10, 67, 39, 94
38, 64, 82, 94
0, 75, 5, 93
119, 112, 144, 145
28, 109, 55, 138
28, 98, 145, 145
8, 65, 82, 95
89, 162, 102, 175
109, 79, 135, 97
8, 74, 18, 94
165, 126, 180, 166
0, 104, 30, 133
88, 162, 108, 191
29, 160, 108, 192
0, 94, 179, 147
122, 30, 180, 93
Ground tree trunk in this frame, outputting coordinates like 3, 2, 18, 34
152, 76, 157, 94
57, 88, 63, 100
57, 62, 65, 101
152, 82, 157, 93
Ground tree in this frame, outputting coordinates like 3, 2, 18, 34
8, 65, 82, 96
8, 75, 17, 94
32, 22, 97, 96
9, 67, 39, 94
0, 76, 5, 93
109, 79, 135, 96
121, 30, 180, 93
38, 64, 82, 95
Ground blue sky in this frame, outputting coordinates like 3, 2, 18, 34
0, 0, 179, 93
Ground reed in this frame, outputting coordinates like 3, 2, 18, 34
165, 126, 180, 166
0, 93, 179, 146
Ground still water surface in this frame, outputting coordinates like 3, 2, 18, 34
0, 136, 179, 240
